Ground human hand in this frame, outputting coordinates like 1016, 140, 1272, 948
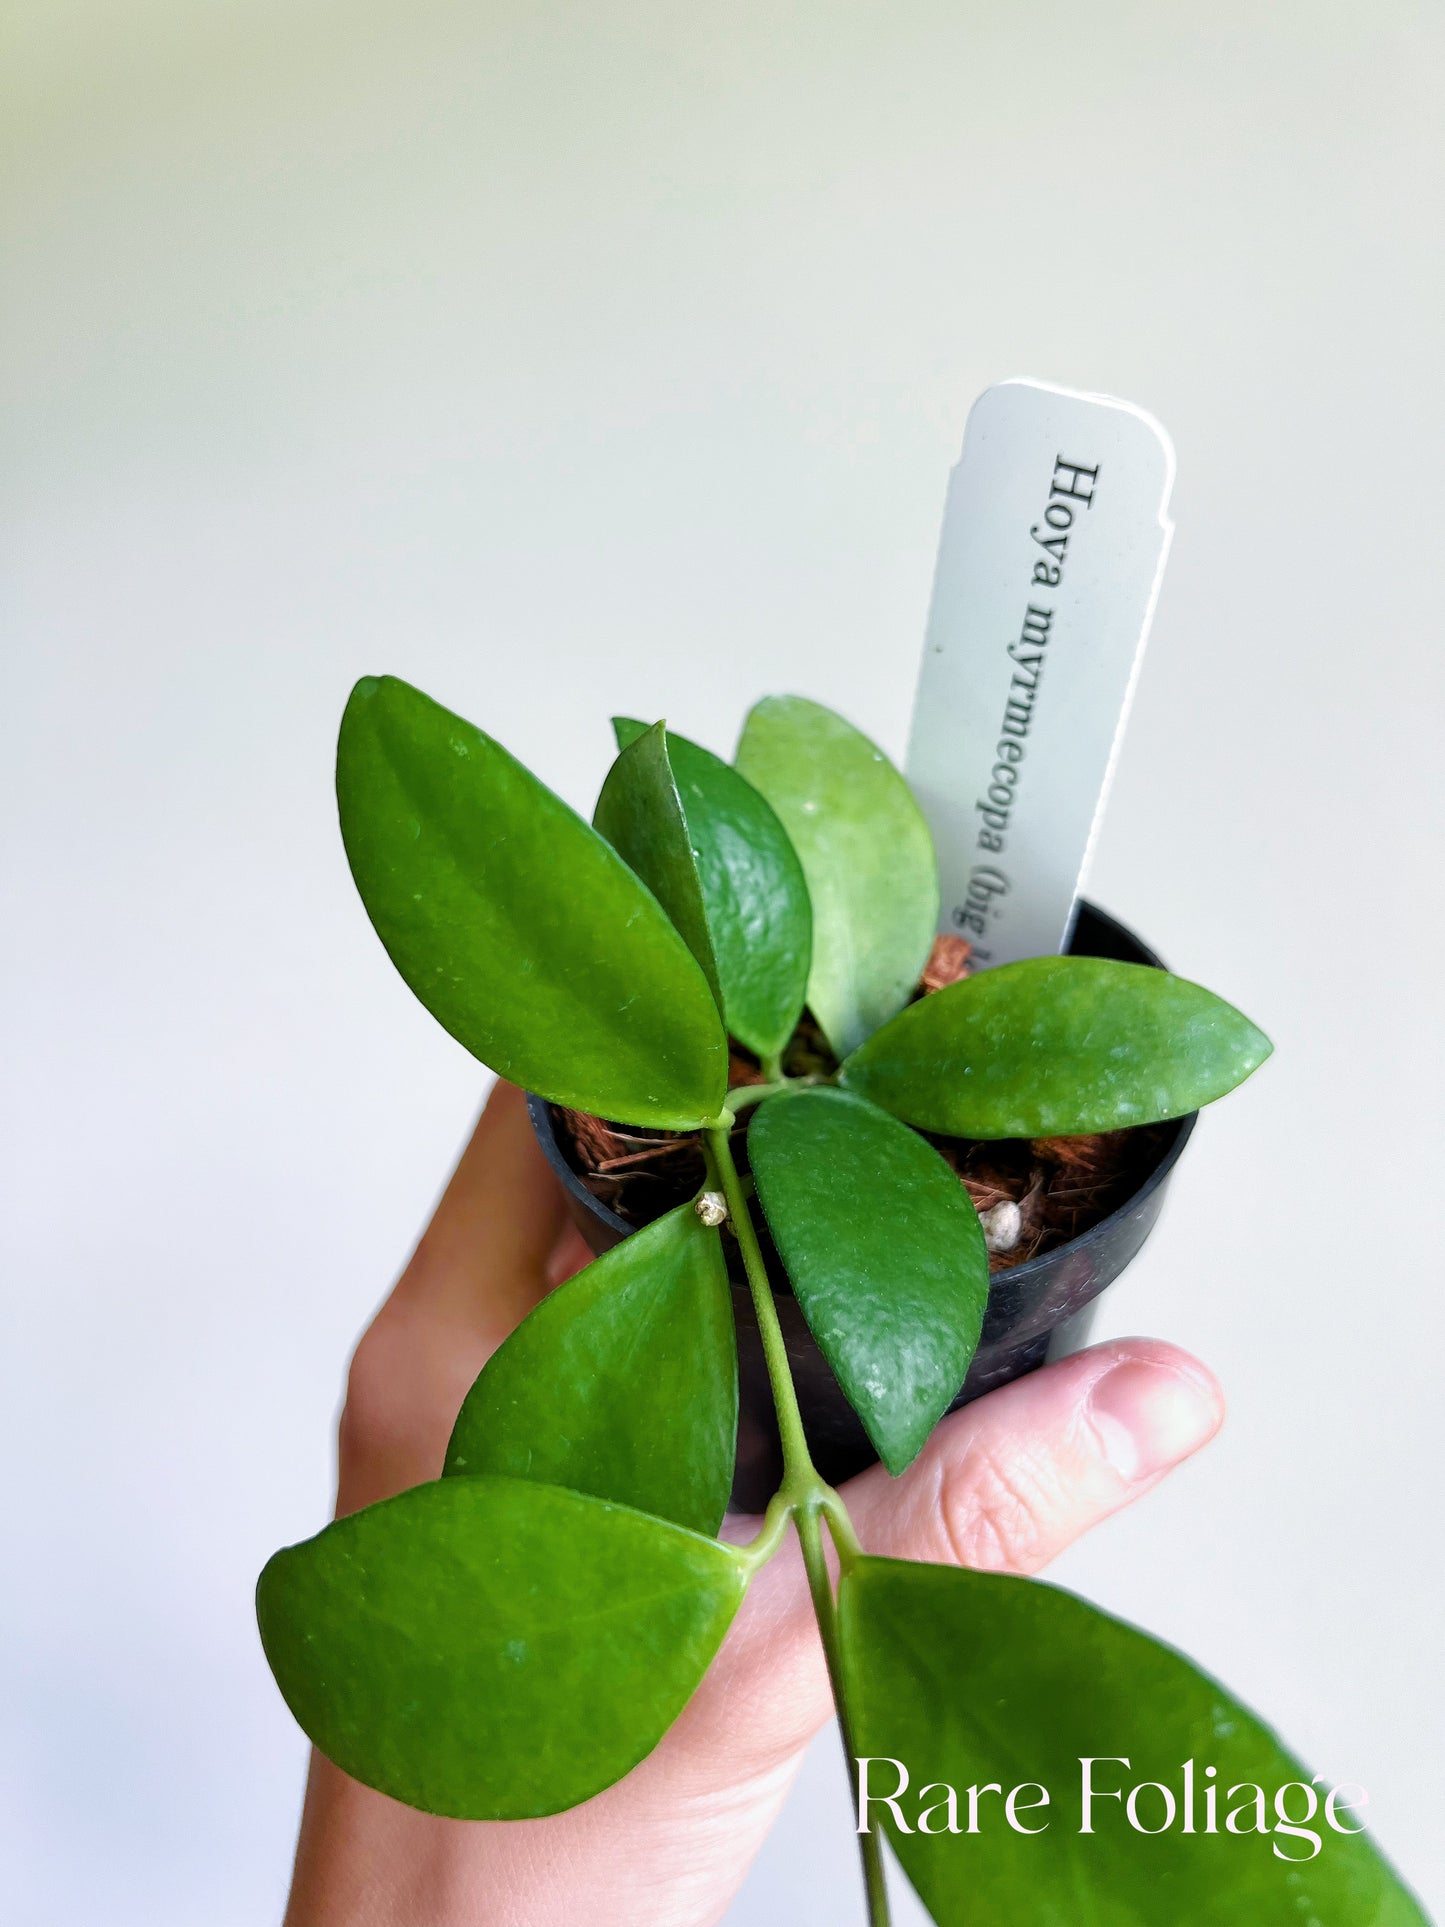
283, 1081, 1223, 1927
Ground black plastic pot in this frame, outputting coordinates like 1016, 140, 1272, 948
528, 901, 1196, 1513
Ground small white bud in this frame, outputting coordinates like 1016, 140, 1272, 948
978, 1198, 1022, 1254
695, 1191, 729, 1228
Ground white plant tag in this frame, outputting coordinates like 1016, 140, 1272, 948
905, 378, 1175, 968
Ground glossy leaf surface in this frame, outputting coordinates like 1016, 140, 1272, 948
840, 1556, 1427, 1926
258, 1477, 746, 1820
336, 676, 726, 1129
734, 696, 938, 1059
748, 1088, 987, 1474
593, 722, 723, 1011
615, 719, 811, 1061
445, 1203, 737, 1535
842, 955, 1271, 1138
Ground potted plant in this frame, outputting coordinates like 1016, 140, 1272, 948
528, 887, 1198, 1510
257, 674, 1424, 1925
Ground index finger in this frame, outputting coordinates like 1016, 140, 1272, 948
336, 1083, 570, 1512
384, 1080, 570, 1349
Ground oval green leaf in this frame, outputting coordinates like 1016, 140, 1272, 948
734, 696, 938, 1060
841, 956, 1272, 1138
336, 676, 727, 1129
615, 718, 812, 1062
444, 1202, 737, 1535
840, 1556, 1428, 1926
257, 1476, 747, 1820
748, 1088, 988, 1475
593, 722, 723, 1012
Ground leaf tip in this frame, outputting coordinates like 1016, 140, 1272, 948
611, 716, 654, 751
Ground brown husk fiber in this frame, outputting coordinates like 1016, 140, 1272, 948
551, 936, 1171, 1273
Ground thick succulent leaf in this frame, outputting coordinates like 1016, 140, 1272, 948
748, 1088, 987, 1475
257, 1476, 747, 1820
840, 1557, 1428, 1926
615, 718, 811, 1061
444, 1203, 737, 1535
593, 722, 723, 1011
734, 696, 938, 1060
842, 955, 1271, 1138
336, 676, 727, 1129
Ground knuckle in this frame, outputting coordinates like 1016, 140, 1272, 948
337, 1327, 396, 1461
337, 1307, 487, 1496
338, 1319, 425, 1465
934, 1438, 1060, 1574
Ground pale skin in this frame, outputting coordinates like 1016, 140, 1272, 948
284, 1082, 1225, 1927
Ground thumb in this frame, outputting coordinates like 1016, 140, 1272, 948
668, 1340, 1223, 1788
844, 1338, 1224, 1574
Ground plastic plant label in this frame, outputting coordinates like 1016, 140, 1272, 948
905, 378, 1175, 969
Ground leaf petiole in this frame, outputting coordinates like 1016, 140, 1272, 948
704, 1122, 892, 1927
821, 1489, 864, 1571
704, 1122, 815, 1484
798, 1501, 891, 1926
735, 1489, 794, 1576
723, 1071, 830, 1116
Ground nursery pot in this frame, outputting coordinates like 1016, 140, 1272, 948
528, 901, 1196, 1513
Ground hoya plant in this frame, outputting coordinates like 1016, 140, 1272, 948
259, 675, 1421, 1925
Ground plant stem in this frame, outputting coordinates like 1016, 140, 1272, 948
704, 1122, 892, 1927
723, 1070, 828, 1117
705, 1122, 814, 1482
796, 1500, 892, 1924
736, 1485, 794, 1574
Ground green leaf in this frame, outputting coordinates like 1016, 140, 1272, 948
748, 1088, 987, 1475
336, 676, 727, 1129
840, 1557, 1428, 1926
257, 1476, 747, 1820
444, 1202, 737, 1535
615, 718, 812, 1062
841, 956, 1272, 1138
593, 721, 724, 1012
734, 696, 939, 1060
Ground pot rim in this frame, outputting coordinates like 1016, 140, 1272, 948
526, 898, 1199, 1279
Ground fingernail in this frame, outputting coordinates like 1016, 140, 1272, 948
1088, 1361, 1221, 1483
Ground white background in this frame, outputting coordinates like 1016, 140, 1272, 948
4, 4, 1442, 1921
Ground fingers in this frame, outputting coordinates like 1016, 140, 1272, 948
386, 1081, 569, 1344
679, 1341, 1223, 1784
547, 1220, 597, 1289
843, 1338, 1223, 1574
336, 1082, 570, 1513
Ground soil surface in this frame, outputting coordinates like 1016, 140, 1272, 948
551, 935, 1173, 1273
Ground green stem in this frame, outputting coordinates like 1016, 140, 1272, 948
797, 1501, 892, 1924
705, 1122, 891, 1927
705, 1122, 814, 1483
736, 1486, 793, 1576
821, 1489, 865, 1568
723, 1071, 828, 1117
